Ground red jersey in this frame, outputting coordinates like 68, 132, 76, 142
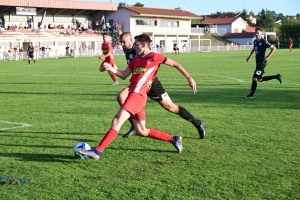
102, 42, 112, 55
289, 39, 293, 46
127, 52, 166, 96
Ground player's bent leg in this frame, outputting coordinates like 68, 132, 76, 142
111, 109, 131, 131
119, 87, 136, 138
158, 98, 179, 114
132, 120, 148, 137
79, 109, 131, 159
158, 98, 205, 139
117, 87, 130, 106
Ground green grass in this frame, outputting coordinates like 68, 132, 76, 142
0, 50, 299, 199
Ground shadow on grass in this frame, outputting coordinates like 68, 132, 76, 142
164, 86, 300, 109
0, 152, 75, 162
0, 91, 118, 97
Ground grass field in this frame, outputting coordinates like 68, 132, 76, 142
0, 49, 299, 199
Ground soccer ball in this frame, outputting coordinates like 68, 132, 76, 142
74, 142, 91, 159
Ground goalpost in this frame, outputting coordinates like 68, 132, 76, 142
190, 39, 211, 52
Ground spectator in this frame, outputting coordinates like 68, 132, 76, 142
13, 46, 18, 59
182, 43, 187, 52
27, 18, 32, 29
88, 20, 91, 29
40, 45, 46, 59
70, 45, 74, 57
19, 23, 24, 30
65, 45, 69, 57
0, 46, 3, 60
19, 47, 23, 60
79, 46, 83, 56
46, 46, 52, 58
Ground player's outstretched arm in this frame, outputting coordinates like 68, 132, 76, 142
164, 58, 197, 94
101, 62, 132, 80
246, 49, 255, 62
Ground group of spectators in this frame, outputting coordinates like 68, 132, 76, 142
4, 19, 32, 31
0, 44, 53, 60
94, 20, 122, 34
0, 45, 23, 60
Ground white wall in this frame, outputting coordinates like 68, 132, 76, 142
232, 18, 247, 33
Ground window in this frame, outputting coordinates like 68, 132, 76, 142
160, 20, 179, 27
136, 19, 157, 26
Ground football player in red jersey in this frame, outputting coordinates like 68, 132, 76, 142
118, 32, 205, 139
289, 38, 293, 52
99, 33, 118, 85
78, 34, 197, 160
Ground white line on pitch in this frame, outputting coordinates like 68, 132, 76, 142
0, 120, 33, 131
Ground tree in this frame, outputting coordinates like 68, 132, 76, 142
133, 2, 144, 7
175, 7, 181, 10
280, 17, 300, 42
240, 8, 249, 21
249, 11, 254, 16
240, 8, 255, 27
118, 2, 129, 7
256, 8, 275, 31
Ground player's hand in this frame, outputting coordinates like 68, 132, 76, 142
246, 57, 250, 62
100, 62, 112, 72
187, 77, 197, 94
99, 55, 105, 60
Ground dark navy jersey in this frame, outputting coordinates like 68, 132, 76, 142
27, 46, 34, 54
123, 47, 136, 65
253, 38, 273, 64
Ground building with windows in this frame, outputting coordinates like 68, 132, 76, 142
106, 6, 203, 53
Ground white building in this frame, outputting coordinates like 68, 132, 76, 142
106, 6, 203, 53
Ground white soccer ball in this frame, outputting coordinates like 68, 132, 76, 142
74, 142, 91, 159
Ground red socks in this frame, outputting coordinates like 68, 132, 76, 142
109, 72, 117, 82
95, 129, 119, 152
95, 128, 173, 153
149, 129, 173, 142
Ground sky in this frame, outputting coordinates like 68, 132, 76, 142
84, 0, 300, 16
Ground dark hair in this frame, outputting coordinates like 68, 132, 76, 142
102, 33, 108, 36
255, 27, 262, 32
134, 34, 152, 46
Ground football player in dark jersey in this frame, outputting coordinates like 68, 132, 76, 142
26, 42, 36, 66
245, 28, 282, 98
117, 32, 205, 139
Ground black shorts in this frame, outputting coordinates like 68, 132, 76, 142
147, 77, 169, 101
253, 61, 267, 79
28, 54, 34, 59
173, 48, 177, 51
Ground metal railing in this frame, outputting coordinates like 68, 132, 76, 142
1, 44, 297, 61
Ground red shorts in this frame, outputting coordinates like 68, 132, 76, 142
101, 54, 115, 67
122, 92, 147, 121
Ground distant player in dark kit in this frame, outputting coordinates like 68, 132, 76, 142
118, 32, 205, 139
172, 41, 179, 55
27, 42, 36, 66
245, 28, 282, 98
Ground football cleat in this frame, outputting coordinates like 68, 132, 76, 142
78, 149, 101, 161
277, 74, 282, 84
245, 95, 254, 99
122, 127, 136, 138
112, 81, 118, 85
172, 136, 183, 153
197, 120, 206, 139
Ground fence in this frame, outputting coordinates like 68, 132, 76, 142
0, 44, 298, 61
